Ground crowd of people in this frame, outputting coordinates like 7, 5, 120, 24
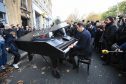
0, 23, 33, 70
67, 15, 126, 73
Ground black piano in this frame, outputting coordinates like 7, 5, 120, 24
16, 23, 76, 78
15, 23, 76, 78
16, 23, 76, 58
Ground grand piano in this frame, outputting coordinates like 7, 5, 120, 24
15, 22, 77, 78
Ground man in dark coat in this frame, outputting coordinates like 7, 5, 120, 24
103, 16, 117, 65
17, 25, 25, 38
68, 22, 92, 68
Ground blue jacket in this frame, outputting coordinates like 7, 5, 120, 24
75, 29, 91, 55
5, 34, 18, 52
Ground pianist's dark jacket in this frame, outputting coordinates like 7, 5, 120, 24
75, 29, 91, 56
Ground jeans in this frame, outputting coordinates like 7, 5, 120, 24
8, 44, 20, 64
0, 44, 8, 66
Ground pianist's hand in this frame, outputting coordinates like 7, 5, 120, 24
68, 44, 74, 48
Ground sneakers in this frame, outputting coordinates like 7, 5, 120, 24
1, 65, 6, 69
13, 64, 19, 69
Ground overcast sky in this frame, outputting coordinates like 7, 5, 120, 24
52, 0, 124, 21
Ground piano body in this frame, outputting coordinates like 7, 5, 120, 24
15, 23, 76, 61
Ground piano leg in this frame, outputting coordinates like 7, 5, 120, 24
28, 53, 33, 61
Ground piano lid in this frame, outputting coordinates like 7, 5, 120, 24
17, 30, 42, 41
50, 22, 69, 32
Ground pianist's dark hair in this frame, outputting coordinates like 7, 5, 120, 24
77, 22, 84, 27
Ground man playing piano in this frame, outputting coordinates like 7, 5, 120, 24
68, 22, 92, 69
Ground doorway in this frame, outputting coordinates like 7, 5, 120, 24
21, 16, 28, 29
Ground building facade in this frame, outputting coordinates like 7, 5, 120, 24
0, 0, 7, 24
4, 0, 33, 27
32, 0, 52, 29
2, 0, 52, 29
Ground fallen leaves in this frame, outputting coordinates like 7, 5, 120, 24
17, 80, 24, 84
0, 66, 15, 79
66, 69, 70, 72
32, 64, 37, 69
41, 72, 45, 75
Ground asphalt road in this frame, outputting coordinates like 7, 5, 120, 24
1, 52, 126, 84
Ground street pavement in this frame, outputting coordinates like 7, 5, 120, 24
0, 52, 126, 84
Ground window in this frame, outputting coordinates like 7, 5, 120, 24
0, 0, 3, 3
21, 0, 27, 9
0, 12, 3, 19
